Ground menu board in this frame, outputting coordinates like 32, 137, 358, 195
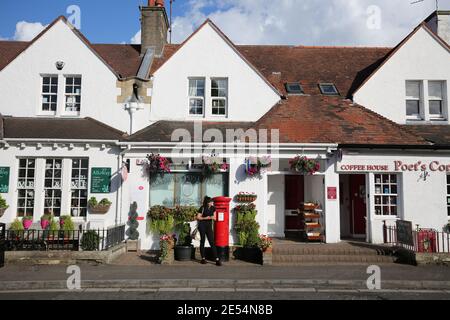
90, 168, 111, 194
0, 167, 10, 193
396, 220, 414, 246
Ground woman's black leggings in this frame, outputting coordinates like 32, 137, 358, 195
198, 222, 218, 260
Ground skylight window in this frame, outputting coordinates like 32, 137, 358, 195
285, 83, 304, 95
319, 83, 339, 96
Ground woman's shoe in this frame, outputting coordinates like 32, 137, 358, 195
216, 259, 222, 266
201, 259, 207, 265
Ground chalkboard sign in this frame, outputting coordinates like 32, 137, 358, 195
0, 167, 10, 193
90, 168, 111, 194
396, 220, 414, 246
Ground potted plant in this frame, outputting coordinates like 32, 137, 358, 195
9, 218, 24, 239
0, 194, 9, 217
234, 206, 262, 264
22, 216, 33, 230
59, 215, 75, 238
444, 223, 450, 233
236, 192, 257, 203
259, 235, 273, 254
126, 202, 141, 253
245, 156, 272, 177
88, 197, 112, 214
40, 214, 52, 230
173, 206, 197, 261
147, 205, 175, 264
289, 156, 320, 175
46, 217, 59, 240
202, 155, 229, 179
146, 153, 171, 177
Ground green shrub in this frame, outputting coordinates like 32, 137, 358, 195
235, 208, 261, 248
173, 206, 198, 224
147, 206, 175, 236
127, 202, 140, 241
81, 230, 100, 251
88, 197, 98, 207
99, 198, 112, 206
0, 195, 8, 209
10, 218, 24, 231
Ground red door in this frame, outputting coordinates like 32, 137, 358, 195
285, 176, 304, 231
349, 175, 366, 235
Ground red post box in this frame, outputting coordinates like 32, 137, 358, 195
213, 196, 232, 262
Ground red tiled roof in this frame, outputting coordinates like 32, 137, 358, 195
254, 96, 429, 145
150, 44, 391, 98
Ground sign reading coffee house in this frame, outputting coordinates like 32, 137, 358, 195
338, 160, 450, 173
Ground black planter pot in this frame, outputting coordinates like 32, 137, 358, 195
174, 245, 195, 261
233, 247, 263, 265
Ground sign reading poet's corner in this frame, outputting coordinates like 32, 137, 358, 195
91, 168, 112, 194
0, 167, 10, 193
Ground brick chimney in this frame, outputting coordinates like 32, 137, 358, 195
140, 0, 169, 56
425, 11, 450, 45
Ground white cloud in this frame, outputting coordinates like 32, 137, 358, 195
13, 21, 48, 41
170, 0, 447, 46
130, 30, 141, 44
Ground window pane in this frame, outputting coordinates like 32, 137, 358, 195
429, 101, 443, 116
150, 174, 175, 207
320, 84, 338, 95
406, 81, 420, 98
428, 81, 443, 99
205, 174, 227, 198
406, 100, 420, 116
177, 174, 201, 206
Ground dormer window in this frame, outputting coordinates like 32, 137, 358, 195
319, 83, 339, 96
285, 83, 304, 95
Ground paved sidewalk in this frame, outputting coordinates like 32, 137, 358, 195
0, 263, 449, 291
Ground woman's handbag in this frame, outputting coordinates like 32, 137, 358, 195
191, 225, 201, 241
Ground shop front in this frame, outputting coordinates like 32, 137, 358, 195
337, 149, 450, 244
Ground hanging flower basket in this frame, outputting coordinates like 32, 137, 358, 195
245, 156, 272, 177
236, 192, 257, 203
289, 156, 320, 175
202, 155, 229, 178
146, 153, 171, 177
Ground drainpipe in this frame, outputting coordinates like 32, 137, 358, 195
125, 83, 144, 135
115, 145, 130, 226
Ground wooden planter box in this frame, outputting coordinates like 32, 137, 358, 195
88, 204, 111, 215
233, 247, 263, 265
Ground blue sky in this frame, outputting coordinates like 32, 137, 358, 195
0, 0, 449, 46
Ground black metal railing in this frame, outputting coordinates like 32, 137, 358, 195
4, 224, 125, 252
383, 223, 450, 253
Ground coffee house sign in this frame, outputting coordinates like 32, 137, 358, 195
339, 160, 450, 173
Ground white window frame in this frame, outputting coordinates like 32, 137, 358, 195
188, 78, 205, 117
447, 175, 450, 217
17, 158, 36, 218
428, 80, 446, 120
374, 174, 399, 217
64, 75, 82, 116
405, 80, 423, 121
44, 159, 63, 217
41, 75, 59, 116
211, 78, 228, 117
70, 158, 89, 217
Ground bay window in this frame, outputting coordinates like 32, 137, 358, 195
150, 173, 228, 208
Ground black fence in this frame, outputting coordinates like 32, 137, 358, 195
3, 224, 125, 252
384, 224, 450, 253
0, 223, 5, 267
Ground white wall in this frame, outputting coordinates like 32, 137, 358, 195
0, 20, 143, 133
267, 175, 285, 237
354, 27, 450, 124
0, 143, 121, 228
151, 22, 280, 122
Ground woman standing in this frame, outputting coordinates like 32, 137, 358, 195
197, 196, 222, 266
